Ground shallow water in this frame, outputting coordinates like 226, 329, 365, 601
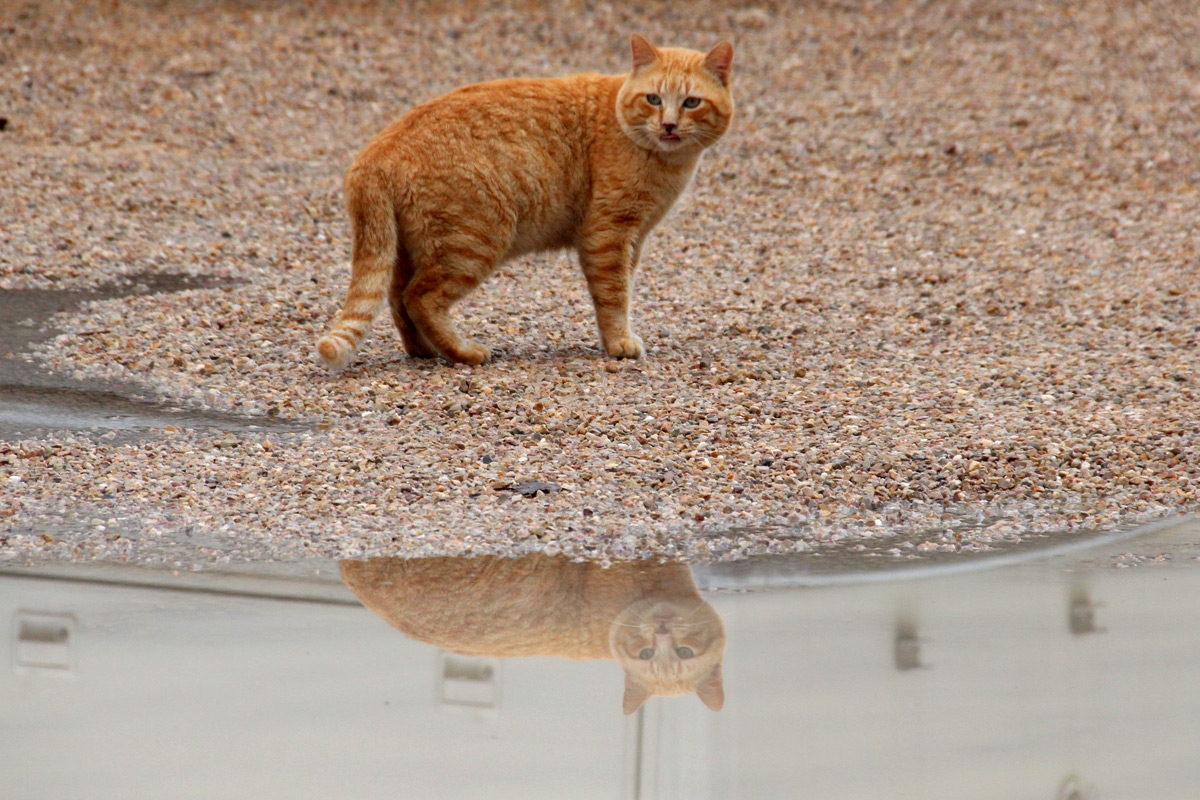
2, 516, 1197, 799
0, 276, 300, 440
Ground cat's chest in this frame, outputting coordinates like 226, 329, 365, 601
614, 158, 700, 225
636, 159, 700, 224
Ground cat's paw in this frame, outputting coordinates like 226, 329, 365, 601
448, 341, 491, 366
605, 334, 645, 359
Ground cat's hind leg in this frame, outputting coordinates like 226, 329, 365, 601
404, 254, 492, 366
388, 246, 437, 359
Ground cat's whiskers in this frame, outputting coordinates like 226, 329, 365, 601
689, 128, 723, 147
611, 619, 649, 629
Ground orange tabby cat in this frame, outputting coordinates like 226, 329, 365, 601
317, 34, 734, 369
340, 554, 726, 714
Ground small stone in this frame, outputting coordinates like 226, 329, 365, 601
510, 480, 562, 498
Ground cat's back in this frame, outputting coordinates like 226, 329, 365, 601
339, 555, 646, 659
350, 73, 624, 255
357, 73, 620, 171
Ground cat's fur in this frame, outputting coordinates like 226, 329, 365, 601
317, 34, 734, 369
339, 554, 726, 714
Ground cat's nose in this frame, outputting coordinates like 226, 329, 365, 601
662, 123, 677, 134
656, 623, 670, 635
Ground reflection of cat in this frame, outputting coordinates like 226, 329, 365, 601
340, 555, 724, 714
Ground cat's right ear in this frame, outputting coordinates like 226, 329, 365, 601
630, 33, 660, 72
623, 675, 651, 715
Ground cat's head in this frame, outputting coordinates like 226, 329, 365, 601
617, 34, 735, 155
609, 596, 726, 714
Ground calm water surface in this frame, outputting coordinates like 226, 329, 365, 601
3, 517, 1197, 799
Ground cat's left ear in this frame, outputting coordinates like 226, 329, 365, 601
703, 41, 734, 87
623, 675, 651, 715
695, 663, 725, 711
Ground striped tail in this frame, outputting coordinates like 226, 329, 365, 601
316, 176, 397, 372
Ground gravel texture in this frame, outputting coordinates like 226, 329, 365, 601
1, 0, 1198, 566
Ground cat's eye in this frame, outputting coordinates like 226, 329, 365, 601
682, 97, 701, 109
638, 647, 655, 660
645, 94, 662, 106
675, 646, 695, 659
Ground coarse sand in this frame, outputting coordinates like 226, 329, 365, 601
1, 0, 1198, 566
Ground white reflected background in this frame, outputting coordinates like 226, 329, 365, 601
3, 517, 1198, 799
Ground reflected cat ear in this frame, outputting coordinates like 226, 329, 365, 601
703, 41, 734, 86
630, 33, 660, 72
623, 674, 651, 715
695, 663, 725, 711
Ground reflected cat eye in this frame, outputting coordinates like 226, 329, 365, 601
638, 647, 655, 659
646, 94, 662, 106
676, 646, 695, 659
682, 97, 701, 109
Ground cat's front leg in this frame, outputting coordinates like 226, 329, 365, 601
579, 235, 645, 359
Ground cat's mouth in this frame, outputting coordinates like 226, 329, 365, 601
658, 132, 682, 142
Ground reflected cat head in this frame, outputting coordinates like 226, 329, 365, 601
339, 554, 726, 714
610, 597, 726, 714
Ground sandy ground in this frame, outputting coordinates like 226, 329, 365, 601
1, 0, 1198, 566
